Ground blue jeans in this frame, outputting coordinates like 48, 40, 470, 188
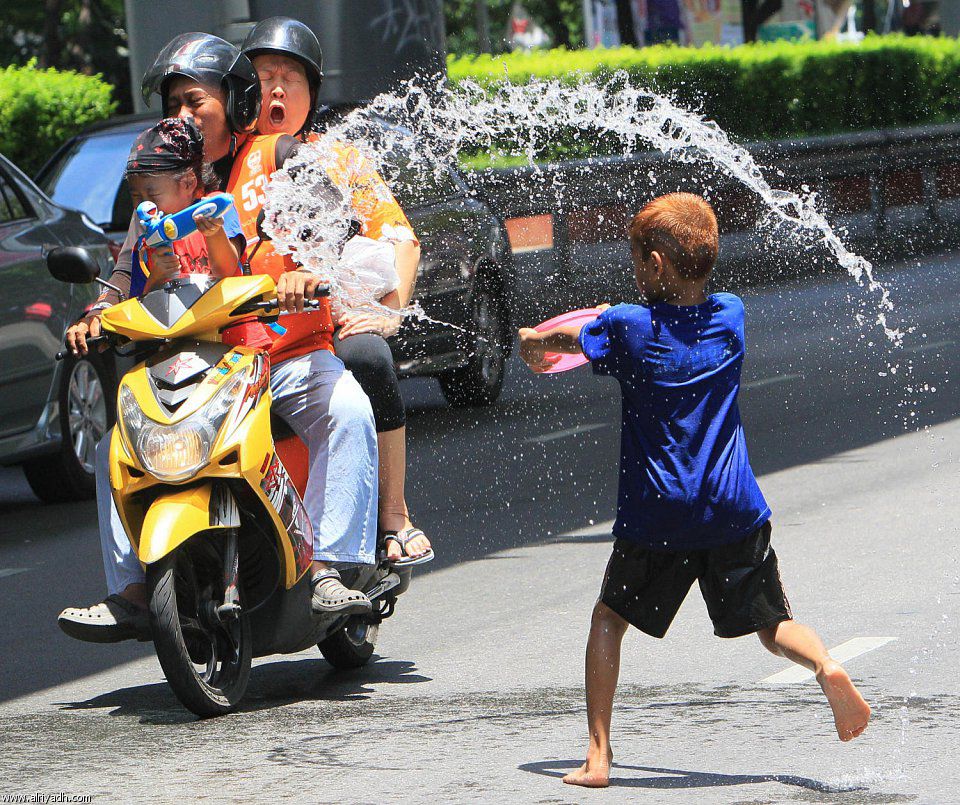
98, 349, 378, 595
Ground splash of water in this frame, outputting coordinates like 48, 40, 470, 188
263, 71, 901, 343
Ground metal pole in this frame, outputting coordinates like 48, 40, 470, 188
583, 0, 595, 47
863, 0, 877, 32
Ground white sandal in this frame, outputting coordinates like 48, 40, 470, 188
310, 569, 372, 615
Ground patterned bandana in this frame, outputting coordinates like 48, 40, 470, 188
126, 117, 204, 174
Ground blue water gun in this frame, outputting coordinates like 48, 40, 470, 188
136, 192, 234, 248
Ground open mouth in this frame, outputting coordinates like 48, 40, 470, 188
269, 104, 286, 127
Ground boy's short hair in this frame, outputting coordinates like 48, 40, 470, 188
628, 193, 719, 280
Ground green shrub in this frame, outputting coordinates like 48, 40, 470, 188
448, 35, 960, 162
0, 60, 115, 175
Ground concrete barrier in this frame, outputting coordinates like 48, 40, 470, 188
466, 122, 960, 321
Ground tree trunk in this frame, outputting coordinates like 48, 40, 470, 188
534, 2, 572, 47
742, 0, 783, 41
75, 0, 95, 73
476, 0, 492, 53
42, 0, 64, 68
615, 0, 638, 44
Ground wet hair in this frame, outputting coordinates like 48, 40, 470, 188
628, 193, 719, 280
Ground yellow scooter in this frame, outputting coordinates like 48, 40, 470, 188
48, 247, 405, 717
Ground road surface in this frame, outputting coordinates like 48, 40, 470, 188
1, 249, 958, 803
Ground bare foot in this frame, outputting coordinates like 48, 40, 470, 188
384, 524, 432, 562
563, 747, 613, 788
385, 538, 403, 562
817, 661, 871, 741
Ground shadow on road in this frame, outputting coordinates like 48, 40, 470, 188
518, 759, 883, 797
56, 656, 430, 723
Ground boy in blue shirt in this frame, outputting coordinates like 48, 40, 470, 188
519, 193, 871, 788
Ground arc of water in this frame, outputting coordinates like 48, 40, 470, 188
262, 71, 902, 344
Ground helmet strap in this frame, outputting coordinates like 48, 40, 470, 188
229, 133, 238, 157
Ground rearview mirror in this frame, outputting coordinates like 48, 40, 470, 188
47, 246, 101, 284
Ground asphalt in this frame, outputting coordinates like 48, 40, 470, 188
0, 248, 958, 803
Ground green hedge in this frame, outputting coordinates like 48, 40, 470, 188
0, 61, 116, 175
448, 35, 960, 160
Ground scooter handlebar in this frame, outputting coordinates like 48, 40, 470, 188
234, 284, 330, 315
55, 335, 109, 361
56, 282, 332, 359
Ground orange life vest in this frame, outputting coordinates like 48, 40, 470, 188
227, 134, 334, 364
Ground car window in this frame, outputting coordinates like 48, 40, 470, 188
38, 129, 137, 228
0, 170, 29, 223
385, 157, 461, 209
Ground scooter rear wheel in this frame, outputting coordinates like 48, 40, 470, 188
318, 616, 378, 669
148, 542, 252, 717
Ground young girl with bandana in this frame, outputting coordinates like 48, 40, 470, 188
126, 117, 269, 348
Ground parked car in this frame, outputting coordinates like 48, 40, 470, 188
36, 115, 516, 407
0, 152, 115, 502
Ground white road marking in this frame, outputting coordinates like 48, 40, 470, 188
525, 423, 608, 444
903, 339, 954, 354
761, 636, 897, 684
742, 372, 803, 390
0, 568, 28, 579
557, 518, 616, 539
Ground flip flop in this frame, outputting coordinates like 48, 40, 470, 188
383, 527, 435, 567
310, 568, 372, 615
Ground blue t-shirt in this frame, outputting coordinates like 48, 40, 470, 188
579, 294, 770, 551
130, 205, 243, 297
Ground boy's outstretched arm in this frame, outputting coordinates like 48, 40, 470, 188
519, 325, 583, 373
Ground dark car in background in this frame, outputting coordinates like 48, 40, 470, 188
0, 153, 115, 503
37, 115, 516, 407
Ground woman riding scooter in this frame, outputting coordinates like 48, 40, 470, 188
241, 17, 432, 566
59, 33, 380, 642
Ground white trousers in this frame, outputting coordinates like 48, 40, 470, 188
98, 350, 378, 595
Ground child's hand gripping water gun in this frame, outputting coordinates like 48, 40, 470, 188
134, 193, 235, 289
136, 192, 234, 248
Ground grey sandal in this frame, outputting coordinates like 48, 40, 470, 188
383, 527, 435, 568
310, 568, 372, 615
58, 594, 150, 643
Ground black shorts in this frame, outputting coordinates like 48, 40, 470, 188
599, 521, 792, 639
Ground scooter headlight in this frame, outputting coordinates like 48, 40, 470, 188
137, 421, 208, 480
118, 369, 249, 482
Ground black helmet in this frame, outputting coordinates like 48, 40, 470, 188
141, 32, 261, 134
241, 17, 323, 88
242, 17, 323, 135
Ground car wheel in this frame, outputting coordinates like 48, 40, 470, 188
23, 354, 115, 503
437, 273, 509, 407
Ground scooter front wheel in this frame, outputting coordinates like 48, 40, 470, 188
148, 542, 252, 718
